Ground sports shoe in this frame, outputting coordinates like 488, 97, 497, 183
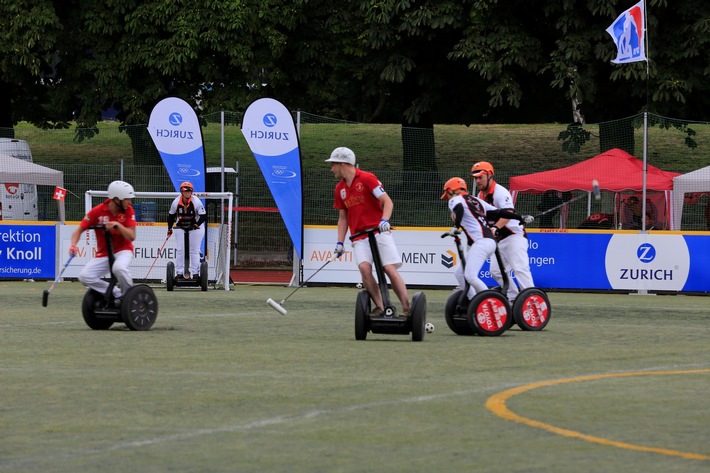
369, 307, 384, 317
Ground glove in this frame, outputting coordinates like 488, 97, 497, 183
334, 242, 344, 258
378, 218, 391, 233
167, 228, 173, 237
193, 223, 201, 230
447, 227, 458, 236
522, 215, 535, 225
69, 245, 78, 256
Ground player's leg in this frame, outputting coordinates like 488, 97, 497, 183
188, 226, 205, 276
353, 239, 384, 313
464, 239, 497, 298
506, 234, 534, 291
174, 228, 186, 275
79, 256, 111, 295
112, 249, 134, 297
377, 233, 410, 313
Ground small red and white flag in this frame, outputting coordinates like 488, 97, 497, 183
53, 186, 67, 202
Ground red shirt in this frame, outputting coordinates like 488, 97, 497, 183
333, 169, 385, 240
79, 199, 136, 257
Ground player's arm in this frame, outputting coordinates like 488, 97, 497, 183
486, 209, 525, 222
337, 209, 349, 243
451, 202, 464, 228
193, 197, 207, 227
377, 192, 394, 222
109, 221, 136, 241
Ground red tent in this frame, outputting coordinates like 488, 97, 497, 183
509, 148, 680, 229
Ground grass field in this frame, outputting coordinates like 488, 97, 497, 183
0, 281, 708, 472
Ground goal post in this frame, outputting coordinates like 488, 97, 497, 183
85, 191, 234, 290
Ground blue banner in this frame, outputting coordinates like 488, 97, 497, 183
241, 98, 303, 259
147, 97, 206, 192
0, 224, 56, 279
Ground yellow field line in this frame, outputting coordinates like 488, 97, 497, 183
485, 369, 710, 461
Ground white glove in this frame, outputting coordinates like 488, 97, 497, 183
334, 242, 344, 258
378, 218, 391, 233
448, 227, 459, 236
523, 215, 535, 224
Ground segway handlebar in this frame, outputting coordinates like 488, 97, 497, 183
349, 228, 380, 241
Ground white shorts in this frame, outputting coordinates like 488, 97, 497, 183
352, 232, 402, 269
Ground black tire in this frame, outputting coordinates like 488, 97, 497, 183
410, 291, 427, 342
467, 291, 511, 337
513, 288, 551, 331
166, 262, 175, 292
354, 290, 370, 340
82, 289, 113, 330
444, 289, 475, 336
121, 285, 158, 331
200, 261, 209, 291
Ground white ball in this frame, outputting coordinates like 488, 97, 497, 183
356, 283, 363, 289
425, 322, 435, 333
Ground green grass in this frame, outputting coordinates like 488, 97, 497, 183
13, 118, 710, 173
1, 281, 708, 472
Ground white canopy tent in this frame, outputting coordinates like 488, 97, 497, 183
0, 155, 66, 221
671, 165, 710, 230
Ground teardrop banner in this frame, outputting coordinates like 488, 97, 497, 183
147, 97, 206, 192
241, 98, 303, 260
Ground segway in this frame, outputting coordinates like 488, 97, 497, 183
81, 226, 159, 331
352, 229, 427, 342
441, 231, 511, 336
166, 226, 208, 292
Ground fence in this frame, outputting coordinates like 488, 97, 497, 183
2, 111, 710, 267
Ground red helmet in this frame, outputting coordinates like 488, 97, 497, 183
180, 181, 194, 192
441, 177, 468, 200
470, 161, 494, 178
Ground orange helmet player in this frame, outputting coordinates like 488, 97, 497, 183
470, 161, 494, 178
441, 177, 468, 200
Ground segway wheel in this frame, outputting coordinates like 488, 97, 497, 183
166, 262, 175, 292
467, 291, 511, 336
444, 289, 475, 336
354, 290, 370, 340
121, 285, 159, 331
513, 288, 551, 331
200, 261, 209, 291
82, 289, 114, 330
410, 291, 427, 342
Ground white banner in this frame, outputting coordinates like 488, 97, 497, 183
58, 223, 222, 280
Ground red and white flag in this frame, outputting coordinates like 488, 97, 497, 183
53, 186, 67, 202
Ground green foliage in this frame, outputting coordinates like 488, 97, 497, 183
558, 122, 592, 154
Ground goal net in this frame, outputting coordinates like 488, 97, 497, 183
85, 191, 234, 290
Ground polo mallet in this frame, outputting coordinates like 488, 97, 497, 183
144, 234, 171, 280
42, 253, 75, 307
530, 180, 601, 219
266, 260, 332, 315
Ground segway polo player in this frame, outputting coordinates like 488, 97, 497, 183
167, 182, 207, 290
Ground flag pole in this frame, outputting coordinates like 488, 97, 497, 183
641, 0, 649, 232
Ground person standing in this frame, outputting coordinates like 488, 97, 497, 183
69, 180, 137, 302
167, 181, 207, 279
471, 161, 534, 302
326, 146, 411, 317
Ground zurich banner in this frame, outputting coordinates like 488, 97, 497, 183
147, 97, 206, 191
241, 98, 303, 259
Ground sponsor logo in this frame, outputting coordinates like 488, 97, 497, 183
263, 113, 278, 127
5, 184, 19, 194
272, 167, 297, 179
441, 250, 457, 269
605, 234, 689, 291
178, 166, 201, 177
169, 112, 183, 126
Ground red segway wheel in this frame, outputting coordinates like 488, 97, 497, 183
467, 291, 511, 336
513, 288, 551, 331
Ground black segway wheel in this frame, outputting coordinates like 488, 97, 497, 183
166, 262, 175, 292
410, 291, 427, 342
513, 288, 551, 331
121, 285, 158, 331
467, 291, 511, 337
200, 261, 209, 291
354, 290, 370, 340
444, 289, 475, 336
81, 289, 114, 330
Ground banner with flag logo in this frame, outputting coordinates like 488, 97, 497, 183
241, 98, 303, 259
147, 97, 206, 191
53, 186, 66, 202
606, 0, 646, 64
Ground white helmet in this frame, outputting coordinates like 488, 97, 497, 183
325, 147, 356, 165
107, 180, 135, 200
